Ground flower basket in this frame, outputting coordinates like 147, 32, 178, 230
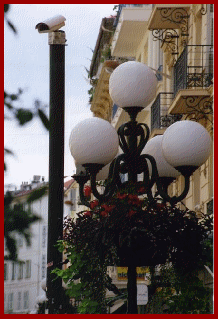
63, 183, 211, 272
104, 60, 120, 69
112, 225, 170, 267
116, 246, 168, 267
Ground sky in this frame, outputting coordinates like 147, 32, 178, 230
4, 4, 116, 190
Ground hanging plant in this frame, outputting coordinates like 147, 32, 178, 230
100, 44, 112, 63
63, 182, 212, 270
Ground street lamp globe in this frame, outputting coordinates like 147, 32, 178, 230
69, 117, 119, 165
142, 135, 181, 178
161, 120, 212, 173
109, 61, 158, 108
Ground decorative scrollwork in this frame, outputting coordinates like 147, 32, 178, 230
158, 7, 189, 37
152, 29, 179, 56
152, 7, 190, 48
160, 114, 182, 128
73, 108, 194, 207
200, 4, 207, 15
187, 71, 213, 89
182, 96, 213, 124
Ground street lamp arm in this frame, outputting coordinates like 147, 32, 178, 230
84, 154, 126, 203
74, 173, 91, 208
156, 174, 190, 205
118, 119, 150, 157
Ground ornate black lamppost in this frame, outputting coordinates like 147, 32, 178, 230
36, 15, 66, 314
69, 61, 212, 314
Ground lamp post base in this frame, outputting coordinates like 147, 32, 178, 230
127, 265, 138, 314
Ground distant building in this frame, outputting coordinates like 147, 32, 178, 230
4, 176, 74, 314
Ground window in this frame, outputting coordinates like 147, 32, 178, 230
41, 254, 46, 279
25, 260, 31, 279
4, 294, 6, 312
23, 291, 29, 309
8, 293, 13, 312
4, 263, 8, 281
17, 237, 23, 247
11, 262, 16, 280
17, 292, 22, 311
70, 188, 77, 208
42, 226, 47, 248
17, 262, 24, 280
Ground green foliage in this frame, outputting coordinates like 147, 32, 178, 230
26, 185, 48, 203
52, 240, 109, 314
56, 181, 213, 314
15, 108, 33, 125
113, 5, 119, 13
145, 263, 212, 314
38, 109, 50, 130
4, 7, 50, 171
4, 192, 41, 261
4, 4, 49, 264
4, 4, 17, 34
63, 182, 213, 271
100, 45, 111, 63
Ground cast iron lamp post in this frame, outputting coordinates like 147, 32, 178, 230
69, 61, 212, 314
35, 16, 66, 314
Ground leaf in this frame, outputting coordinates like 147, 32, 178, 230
4, 4, 10, 13
16, 108, 33, 125
4, 102, 13, 110
27, 186, 48, 203
4, 148, 14, 156
38, 109, 50, 131
7, 19, 17, 34
10, 94, 19, 101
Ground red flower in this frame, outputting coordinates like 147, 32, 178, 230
128, 194, 141, 206
100, 211, 109, 218
156, 203, 166, 210
84, 186, 92, 197
128, 210, 136, 218
117, 193, 128, 200
84, 211, 92, 217
90, 200, 99, 209
138, 186, 146, 194
101, 204, 115, 213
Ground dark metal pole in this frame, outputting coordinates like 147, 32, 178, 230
46, 31, 66, 314
126, 111, 139, 314
127, 266, 138, 314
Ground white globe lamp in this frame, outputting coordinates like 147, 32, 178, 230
143, 135, 180, 178
109, 61, 158, 108
162, 120, 212, 175
69, 117, 119, 165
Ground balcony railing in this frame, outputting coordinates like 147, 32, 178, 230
113, 4, 151, 28
174, 45, 214, 97
151, 93, 182, 132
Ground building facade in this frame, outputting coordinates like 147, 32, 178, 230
4, 176, 74, 314
90, 3, 213, 219
88, 3, 214, 312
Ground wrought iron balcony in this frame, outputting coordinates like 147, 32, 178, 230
174, 45, 213, 97
111, 4, 152, 57
151, 93, 182, 132
113, 4, 148, 28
